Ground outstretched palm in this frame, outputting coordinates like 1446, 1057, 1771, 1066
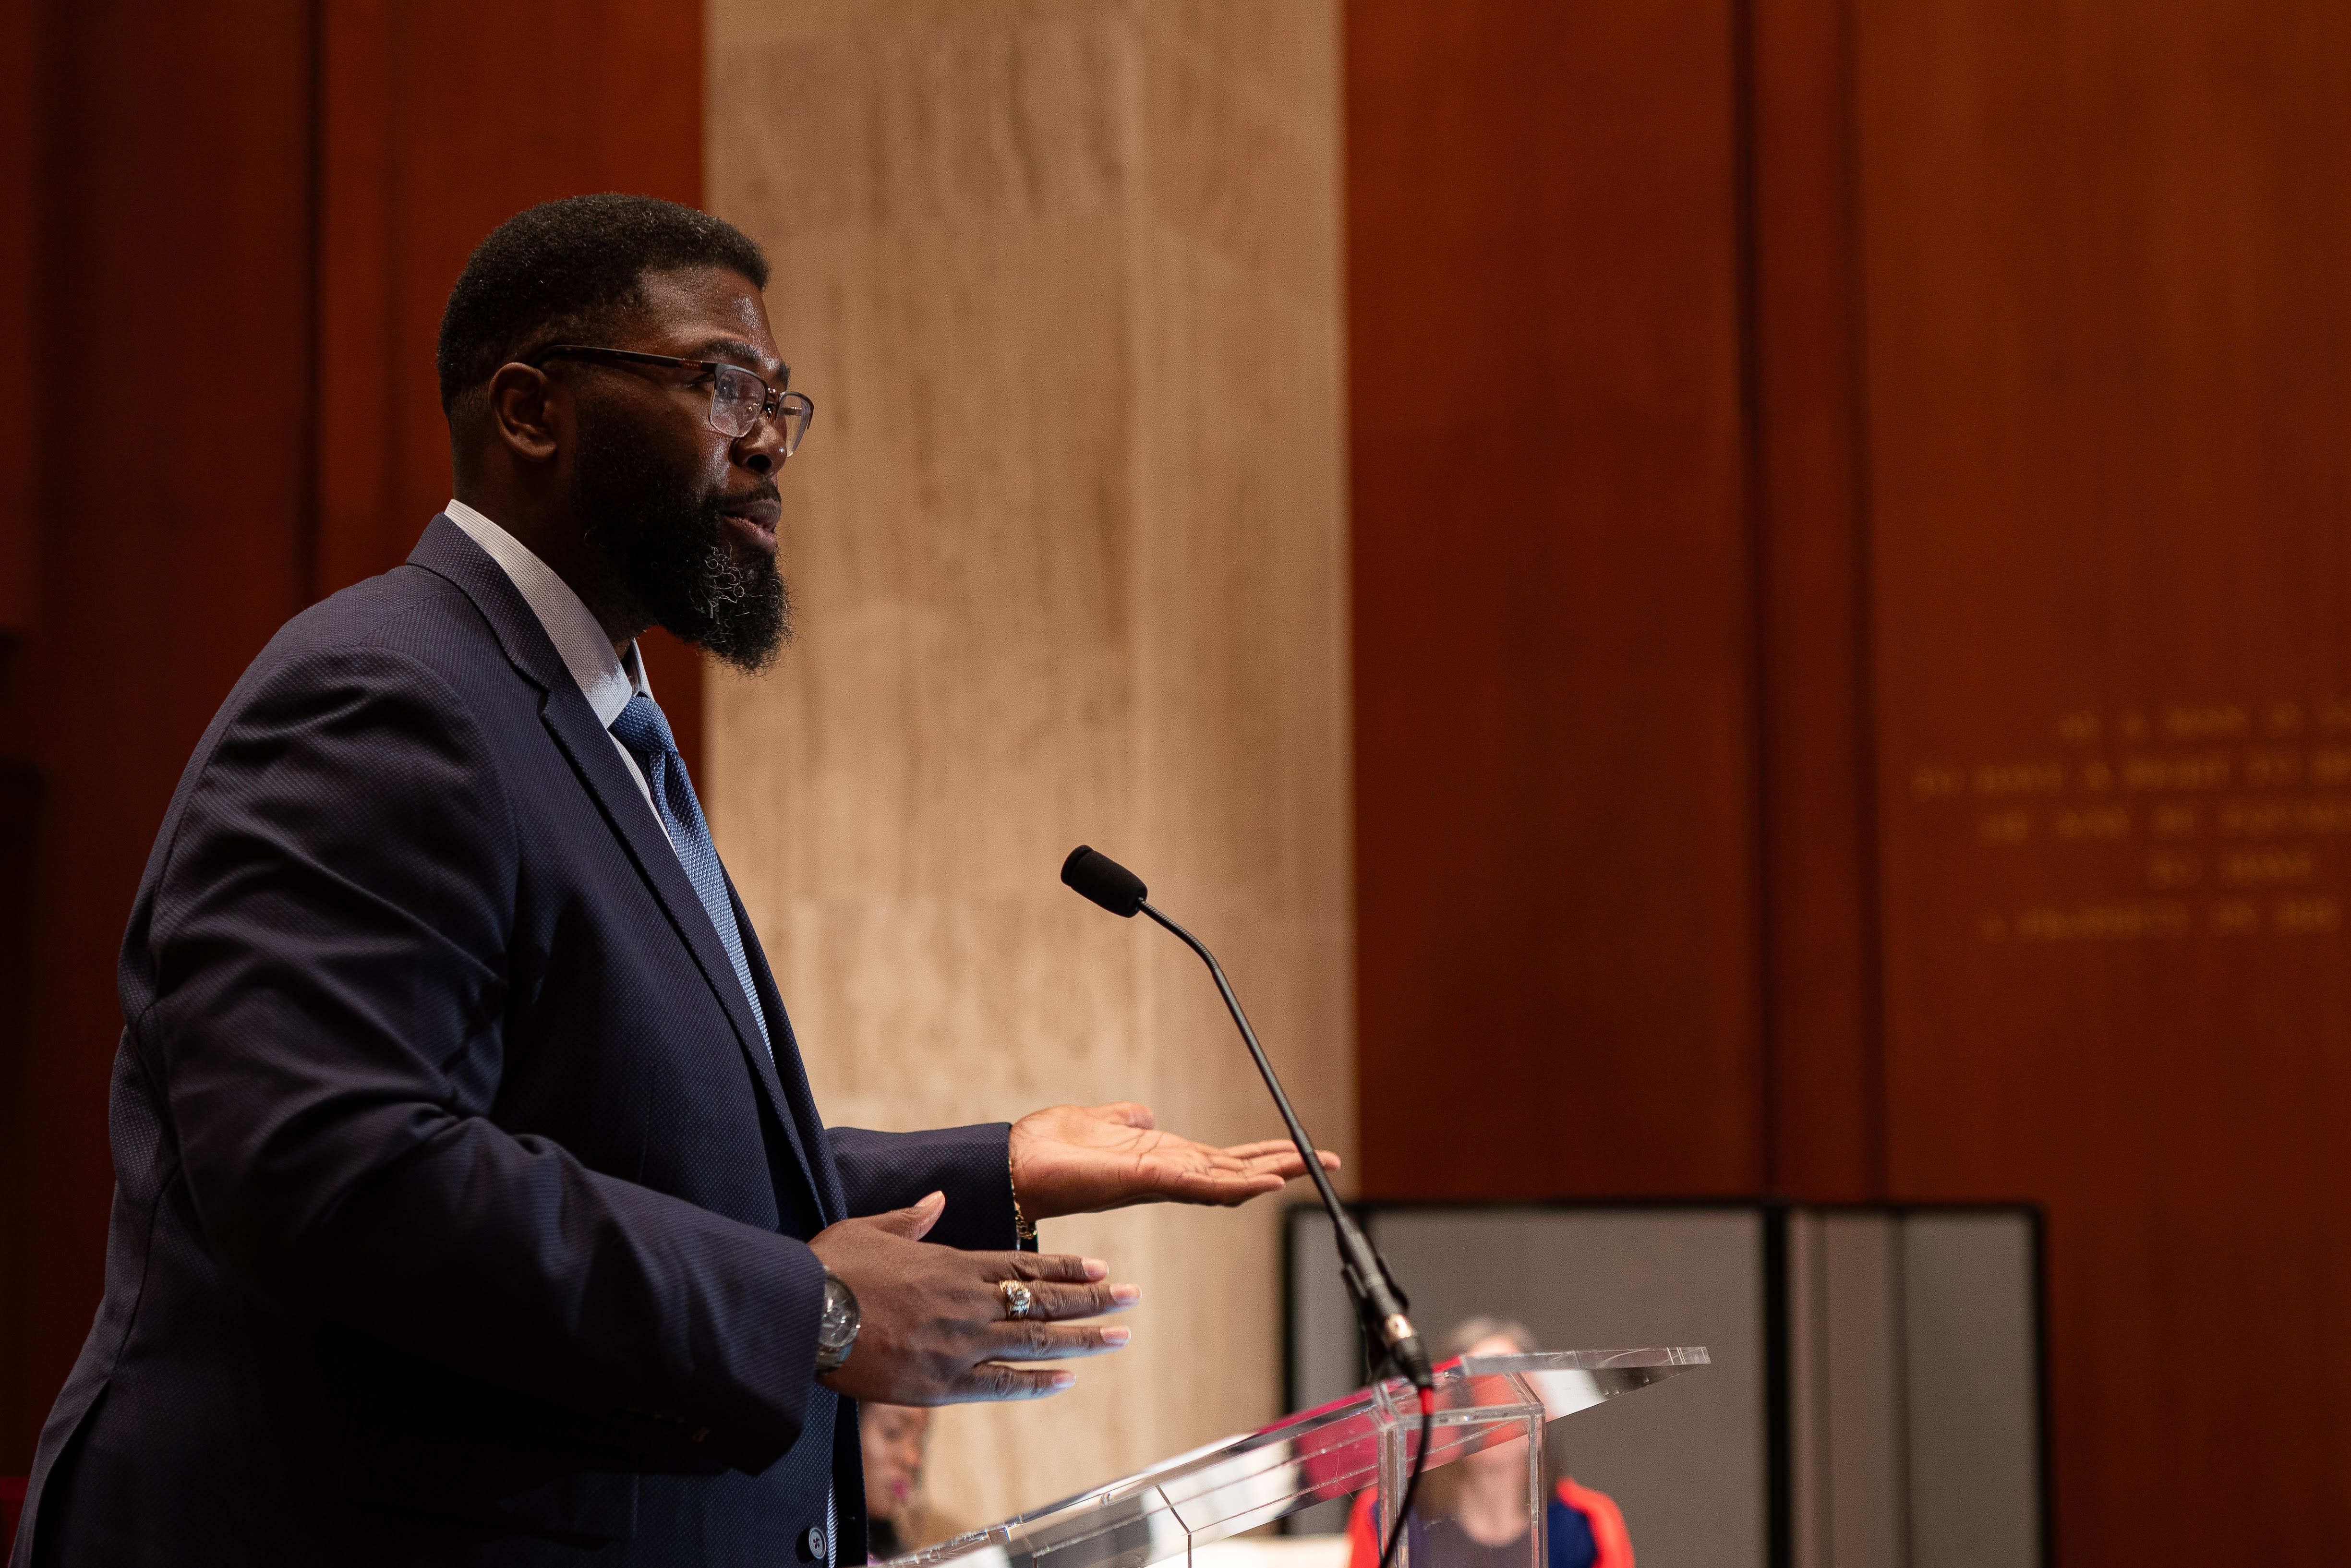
1009, 1102, 1340, 1220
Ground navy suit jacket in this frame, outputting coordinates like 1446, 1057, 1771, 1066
12, 519, 1019, 1567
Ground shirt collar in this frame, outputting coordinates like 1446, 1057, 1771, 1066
443, 499, 649, 726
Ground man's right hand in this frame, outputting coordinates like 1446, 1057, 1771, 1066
808, 1191, 1140, 1404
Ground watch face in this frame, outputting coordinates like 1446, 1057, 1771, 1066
820, 1274, 860, 1352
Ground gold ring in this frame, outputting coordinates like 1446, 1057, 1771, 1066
1000, 1280, 1036, 1319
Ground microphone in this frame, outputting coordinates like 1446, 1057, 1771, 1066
1061, 844, 1146, 917
1060, 845, 1434, 1391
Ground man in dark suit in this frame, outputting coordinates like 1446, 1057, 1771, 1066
11, 195, 1327, 1568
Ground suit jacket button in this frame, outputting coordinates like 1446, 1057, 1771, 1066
806, 1525, 828, 1560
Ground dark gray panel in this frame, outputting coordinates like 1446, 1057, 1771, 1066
1366, 1208, 1767, 1568
1283, 1205, 2041, 1566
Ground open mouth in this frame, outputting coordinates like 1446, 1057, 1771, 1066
718, 498, 782, 551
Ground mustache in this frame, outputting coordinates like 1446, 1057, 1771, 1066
712, 481, 781, 512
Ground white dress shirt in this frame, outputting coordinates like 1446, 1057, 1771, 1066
443, 499, 668, 839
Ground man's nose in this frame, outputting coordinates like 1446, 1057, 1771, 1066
735, 410, 788, 474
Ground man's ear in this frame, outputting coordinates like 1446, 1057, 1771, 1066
485, 362, 562, 464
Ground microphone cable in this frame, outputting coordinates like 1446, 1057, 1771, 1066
1376, 1385, 1438, 1568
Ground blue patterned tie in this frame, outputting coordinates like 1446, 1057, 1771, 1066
609, 691, 771, 1053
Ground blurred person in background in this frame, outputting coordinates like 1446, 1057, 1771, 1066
1346, 1318, 1632, 1568
862, 1404, 963, 1561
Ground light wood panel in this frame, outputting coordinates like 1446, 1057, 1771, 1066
703, 0, 1352, 1528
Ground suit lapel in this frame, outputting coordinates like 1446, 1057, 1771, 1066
535, 693, 821, 1203
729, 882, 844, 1223
405, 518, 822, 1205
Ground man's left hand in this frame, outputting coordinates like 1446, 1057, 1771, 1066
1009, 1102, 1341, 1220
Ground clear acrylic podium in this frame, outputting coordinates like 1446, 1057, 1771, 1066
880, 1349, 1709, 1568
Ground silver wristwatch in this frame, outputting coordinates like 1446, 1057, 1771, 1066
814, 1269, 861, 1373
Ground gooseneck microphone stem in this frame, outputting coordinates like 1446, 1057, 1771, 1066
1062, 846, 1435, 1568
1133, 898, 1433, 1394
1136, 902, 1346, 1219
1059, 844, 1433, 1392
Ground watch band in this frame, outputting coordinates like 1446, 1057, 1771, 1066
1010, 1146, 1038, 1248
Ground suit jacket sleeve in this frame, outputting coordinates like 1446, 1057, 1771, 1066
136, 645, 824, 1475
827, 1123, 1022, 1250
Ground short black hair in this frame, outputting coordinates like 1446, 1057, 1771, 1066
435, 193, 770, 412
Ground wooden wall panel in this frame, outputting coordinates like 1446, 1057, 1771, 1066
1348, 0, 1763, 1199
0, 0, 701, 1473
0, 0, 34, 1470
1750, 0, 1882, 1203
0, 0, 31, 633
9, 0, 319, 1474
704, 1, 1352, 1525
1355, 0, 2351, 1556
1857, 2, 2351, 1558
316, 0, 707, 766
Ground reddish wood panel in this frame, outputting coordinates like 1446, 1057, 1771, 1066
317, 0, 706, 770
1749, 0, 1881, 1201
0, 0, 702, 1472
9, 0, 319, 1472
0, 0, 31, 634
1348, 0, 1764, 1199
1856, 0, 2351, 1558
0, 0, 34, 1470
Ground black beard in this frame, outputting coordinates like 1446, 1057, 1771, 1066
572, 404, 793, 674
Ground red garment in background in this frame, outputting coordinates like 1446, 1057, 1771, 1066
1555, 1479, 1633, 1568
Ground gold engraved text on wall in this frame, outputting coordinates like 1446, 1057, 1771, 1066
1913, 700, 2348, 942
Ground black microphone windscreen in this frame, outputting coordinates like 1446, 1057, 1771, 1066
1061, 845, 1147, 917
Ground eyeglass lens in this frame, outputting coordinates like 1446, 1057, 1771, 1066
710, 364, 811, 456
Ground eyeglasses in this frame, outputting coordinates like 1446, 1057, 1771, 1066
529, 344, 815, 457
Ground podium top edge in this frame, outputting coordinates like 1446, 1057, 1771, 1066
1457, 1347, 1711, 1372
